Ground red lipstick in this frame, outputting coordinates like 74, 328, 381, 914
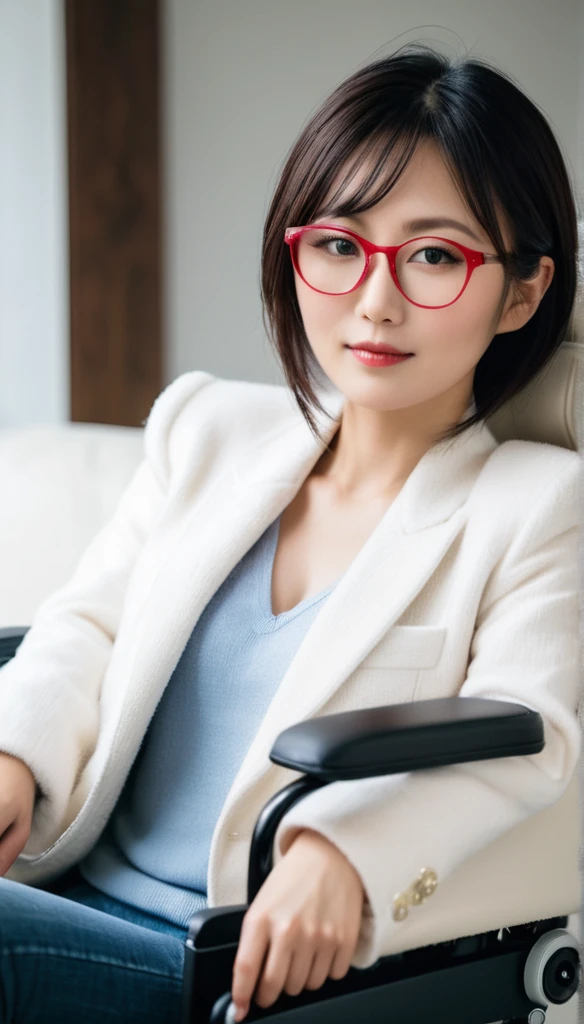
347, 342, 414, 367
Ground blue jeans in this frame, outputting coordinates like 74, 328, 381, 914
0, 864, 192, 1023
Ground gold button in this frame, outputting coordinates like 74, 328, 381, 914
392, 868, 438, 922
411, 883, 425, 906
418, 868, 438, 898
392, 895, 409, 922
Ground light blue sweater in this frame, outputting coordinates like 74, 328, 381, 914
78, 513, 338, 926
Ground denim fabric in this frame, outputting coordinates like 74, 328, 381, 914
0, 866, 188, 1023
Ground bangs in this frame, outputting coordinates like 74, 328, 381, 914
310, 131, 421, 223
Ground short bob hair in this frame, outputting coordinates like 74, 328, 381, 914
260, 42, 579, 447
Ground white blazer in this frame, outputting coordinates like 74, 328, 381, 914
0, 370, 580, 968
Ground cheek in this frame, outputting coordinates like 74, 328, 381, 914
423, 325, 491, 370
296, 286, 346, 341
429, 292, 500, 356
462, 273, 508, 335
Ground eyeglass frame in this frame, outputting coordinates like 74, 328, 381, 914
284, 223, 507, 309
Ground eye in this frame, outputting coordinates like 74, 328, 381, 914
409, 245, 463, 266
310, 234, 360, 257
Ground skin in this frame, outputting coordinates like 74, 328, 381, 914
0, 752, 37, 877
230, 138, 555, 1021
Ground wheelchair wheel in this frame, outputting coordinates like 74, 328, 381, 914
523, 928, 580, 1005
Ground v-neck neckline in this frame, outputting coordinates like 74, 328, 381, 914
255, 515, 337, 631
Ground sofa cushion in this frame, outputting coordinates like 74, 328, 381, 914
0, 423, 144, 624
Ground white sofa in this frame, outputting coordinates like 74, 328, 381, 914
0, 422, 145, 625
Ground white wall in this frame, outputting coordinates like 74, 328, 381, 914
162, 0, 583, 390
0, 0, 69, 426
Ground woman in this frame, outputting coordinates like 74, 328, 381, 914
0, 42, 580, 1024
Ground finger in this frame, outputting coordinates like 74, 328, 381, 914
0, 813, 15, 839
0, 824, 26, 877
254, 926, 293, 1009
283, 945, 318, 997
305, 945, 337, 991
328, 939, 354, 981
1, 809, 30, 843
231, 913, 270, 1020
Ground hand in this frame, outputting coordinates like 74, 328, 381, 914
0, 751, 37, 876
231, 828, 365, 1021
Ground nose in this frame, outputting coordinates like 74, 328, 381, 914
354, 251, 405, 321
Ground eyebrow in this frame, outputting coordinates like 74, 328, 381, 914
318, 211, 483, 245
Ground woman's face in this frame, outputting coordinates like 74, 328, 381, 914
291, 139, 522, 420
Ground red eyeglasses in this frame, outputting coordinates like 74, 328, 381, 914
284, 223, 505, 309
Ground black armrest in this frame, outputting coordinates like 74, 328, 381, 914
184, 698, 545, 1021
269, 697, 544, 782
0, 627, 29, 667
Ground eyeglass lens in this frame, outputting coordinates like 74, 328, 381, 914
295, 228, 468, 305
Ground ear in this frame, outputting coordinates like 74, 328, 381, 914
494, 256, 555, 335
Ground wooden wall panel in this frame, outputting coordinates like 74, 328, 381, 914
65, 0, 163, 426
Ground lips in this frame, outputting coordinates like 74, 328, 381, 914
349, 343, 413, 355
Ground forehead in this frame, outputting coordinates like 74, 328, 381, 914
316, 138, 509, 246
319, 140, 462, 216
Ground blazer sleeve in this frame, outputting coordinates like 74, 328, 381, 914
0, 370, 215, 850
273, 456, 582, 969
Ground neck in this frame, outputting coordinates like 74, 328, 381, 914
317, 391, 475, 501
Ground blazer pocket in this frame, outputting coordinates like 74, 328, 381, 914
361, 624, 447, 670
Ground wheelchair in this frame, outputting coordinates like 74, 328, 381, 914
1, 323, 582, 1024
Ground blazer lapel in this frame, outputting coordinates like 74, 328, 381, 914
111, 387, 497, 824
108, 390, 350, 757
214, 396, 498, 817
